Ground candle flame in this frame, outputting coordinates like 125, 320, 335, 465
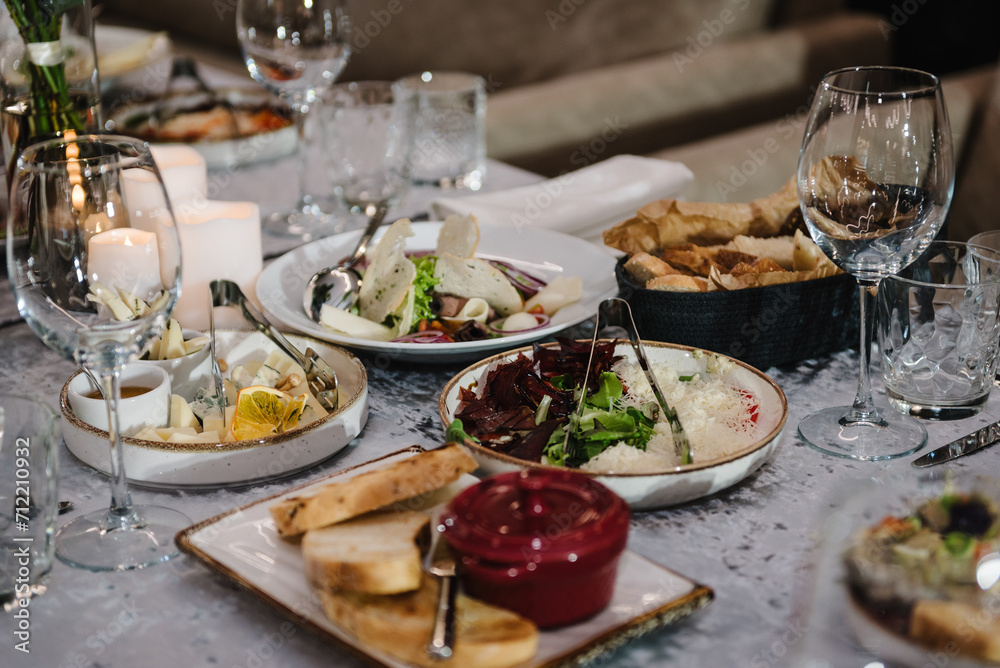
124, 236, 133, 246
72, 184, 86, 211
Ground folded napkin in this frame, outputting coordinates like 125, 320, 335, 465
430, 155, 693, 244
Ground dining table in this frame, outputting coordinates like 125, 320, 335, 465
3, 129, 1000, 668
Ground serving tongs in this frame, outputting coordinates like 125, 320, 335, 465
570, 297, 691, 465
209, 279, 339, 412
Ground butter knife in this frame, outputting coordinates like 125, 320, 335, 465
426, 525, 457, 660
911, 419, 1000, 467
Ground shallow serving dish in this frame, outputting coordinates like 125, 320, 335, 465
438, 341, 787, 510
60, 330, 368, 489
256, 221, 619, 364
104, 87, 297, 169
176, 446, 714, 667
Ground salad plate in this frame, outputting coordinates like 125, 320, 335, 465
438, 341, 788, 510
255, 221, 619, 363
176, 446, 715, 668
59, 330, 368, 489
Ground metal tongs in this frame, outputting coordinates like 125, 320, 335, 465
209, 279, 339, 411
569, 298, 691, 464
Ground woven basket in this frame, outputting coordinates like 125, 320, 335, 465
615, 258, 860, 369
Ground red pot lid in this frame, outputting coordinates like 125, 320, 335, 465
441, 469, 629, 563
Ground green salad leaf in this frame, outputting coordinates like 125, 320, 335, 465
543, 371, 659, 468
411, 255, 440, 328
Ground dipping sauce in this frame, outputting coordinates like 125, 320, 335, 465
84, 386, 153, 400
440, 469, 629, 628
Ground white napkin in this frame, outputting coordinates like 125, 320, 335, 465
430, 155, 693, 244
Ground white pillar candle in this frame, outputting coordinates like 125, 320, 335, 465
173, 200, 263, 329
87, 227, 163, 298
121, 146, 207, 219
149, 145, 207, 206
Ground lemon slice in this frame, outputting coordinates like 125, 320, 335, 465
230, 385, 307, 441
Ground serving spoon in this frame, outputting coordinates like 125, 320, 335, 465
302, 202, 388, 323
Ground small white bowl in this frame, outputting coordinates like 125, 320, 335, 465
135, 328, 212, 396
67, 364, 171, 437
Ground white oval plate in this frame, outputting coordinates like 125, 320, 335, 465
256, 221, 619, 363
438, 341, 788, 510
60, 330, 368, 489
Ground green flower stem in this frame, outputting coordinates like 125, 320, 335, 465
3, 0, 89, 137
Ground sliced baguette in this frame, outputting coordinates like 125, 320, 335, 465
302, 510, 430, 595
269, 444, 477, 537
911, 599, 1000, 662
646, 274, 711, 292
319, 572, 539, 668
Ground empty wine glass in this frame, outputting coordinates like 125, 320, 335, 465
6, 133, 190, 570
237, 0, 351, 240
797, 66, 954, 460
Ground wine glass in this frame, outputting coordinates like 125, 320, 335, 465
796, 66, 954, 460
6, 133, 190, 570
237, 0, 351, 241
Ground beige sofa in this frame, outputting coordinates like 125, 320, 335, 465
100, 0, 890, 175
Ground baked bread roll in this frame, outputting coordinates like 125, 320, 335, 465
302, 510, 430, 595
911, 599, 1000, 662
269, 443, 477, 537
318, 572, 539, 668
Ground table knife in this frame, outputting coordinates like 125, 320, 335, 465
426, 527, 457, 660
911, 419, 1000, 467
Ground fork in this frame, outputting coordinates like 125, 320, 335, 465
209, 279, 339, 411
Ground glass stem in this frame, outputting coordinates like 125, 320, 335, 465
846, 280, 885, 426
293, 103, 310, 209
97, 368, 137, 530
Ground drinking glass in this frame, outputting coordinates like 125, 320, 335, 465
796, 66, 954, 460
324, 80, 414, 225
6, 133, 190, 571
237, 0, 350, 240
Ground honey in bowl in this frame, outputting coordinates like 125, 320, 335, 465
440, 469, 629, 628
84, 386, 153, 400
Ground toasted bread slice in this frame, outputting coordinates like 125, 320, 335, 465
319, 572, 539, 668
646, 274, 711, 292
302, 510, 430, 595
911, 599, 1000, 661
269, 444, 478, 537
437, 213, 479, 258
624, 252, 679, 284
433, 252, 523, 316
358, 218, 417, 326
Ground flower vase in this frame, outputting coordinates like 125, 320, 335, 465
0, 0, 103, 183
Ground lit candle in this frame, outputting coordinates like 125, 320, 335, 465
149, 145, 207, 206
87, 227, 163, 298
121, 145, 207, 217
173, 200, 263, 329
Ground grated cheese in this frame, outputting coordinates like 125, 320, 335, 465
579, 356, 760, 473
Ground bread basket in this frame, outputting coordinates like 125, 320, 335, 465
614, 258, 859, 369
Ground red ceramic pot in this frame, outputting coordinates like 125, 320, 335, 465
440, 469, 629, 628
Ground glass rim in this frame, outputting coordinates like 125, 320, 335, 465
392, 70, 486, 91
0, 394, 58, 421
889, 240, 1000, 288
15, 133, 153, 174
820, 65, 941, 98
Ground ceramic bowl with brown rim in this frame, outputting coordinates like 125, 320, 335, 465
60, 330, 368, 489
438, 340, 787, 510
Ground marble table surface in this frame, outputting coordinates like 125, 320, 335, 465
3, 151, 1000, 668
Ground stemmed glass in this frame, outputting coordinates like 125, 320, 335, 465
6, 134, 190, 570
796, 66, 954, 460
237, 0, 351, 241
